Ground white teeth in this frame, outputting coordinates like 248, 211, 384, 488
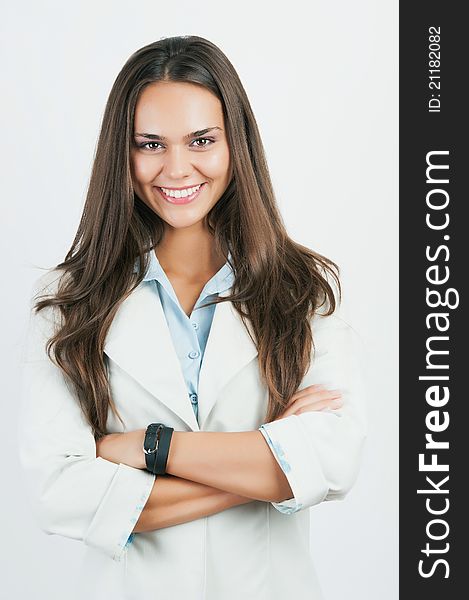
160, 184, 202, 198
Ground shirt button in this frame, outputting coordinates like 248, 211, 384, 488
188, 350, 200, 359
191, 322, 199, 330
190, 393, 198, 405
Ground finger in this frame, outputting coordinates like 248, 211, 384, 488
290, 384, 343, 404
281, 396, 343, 419
289, 389, 342, 410
295, 396, 343, 413
295, 399, 343, 415
283, 395, 341, 419
289, 384, 327, 402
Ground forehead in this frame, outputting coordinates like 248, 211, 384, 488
133, 81, 224, 133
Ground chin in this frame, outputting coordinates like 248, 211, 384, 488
162, 213, 208, 230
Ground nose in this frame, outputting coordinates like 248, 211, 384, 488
162, 145, 193, 180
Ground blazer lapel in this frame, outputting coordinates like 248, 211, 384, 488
103, 281, 258, 432
197, 287, 258, 430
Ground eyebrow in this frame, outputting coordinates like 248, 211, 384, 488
134, 126, 223, 141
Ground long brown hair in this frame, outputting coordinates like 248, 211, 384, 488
33, 35, 341, 440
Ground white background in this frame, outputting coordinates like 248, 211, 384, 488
1, 1, 398, 598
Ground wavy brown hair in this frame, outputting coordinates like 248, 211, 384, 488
33, 35, 341, 440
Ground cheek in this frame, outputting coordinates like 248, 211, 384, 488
198, 147, 230, 179
131, 155, 160, 182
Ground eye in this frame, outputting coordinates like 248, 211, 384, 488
191, 137, 215, 148
137, 141, 163, 151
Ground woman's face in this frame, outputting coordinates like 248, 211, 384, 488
130, 81, 231, 232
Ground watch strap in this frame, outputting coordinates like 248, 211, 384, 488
154, 425, 174, 475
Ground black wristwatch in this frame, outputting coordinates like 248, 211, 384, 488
143, 423, 174, 475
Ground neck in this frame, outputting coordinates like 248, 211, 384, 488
156, 224, 226, 282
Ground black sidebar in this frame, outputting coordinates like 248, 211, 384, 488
400, 3, 466, 597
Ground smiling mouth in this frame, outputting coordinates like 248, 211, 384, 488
154, 182, 207, 205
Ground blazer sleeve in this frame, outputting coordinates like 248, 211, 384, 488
17, 270, 156, 561
258, 311, 367, 514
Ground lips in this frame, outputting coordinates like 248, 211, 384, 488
154, 182, 207, 205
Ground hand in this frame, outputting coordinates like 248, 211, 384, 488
95, 429, 147, 469
274, 384, 343, 421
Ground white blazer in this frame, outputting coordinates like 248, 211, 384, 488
18, 268, 367, 600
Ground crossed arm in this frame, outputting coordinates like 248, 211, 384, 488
96, 385, 343, 533
96, 429, 293, 533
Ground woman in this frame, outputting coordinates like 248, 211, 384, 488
18, 36, 367, 599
